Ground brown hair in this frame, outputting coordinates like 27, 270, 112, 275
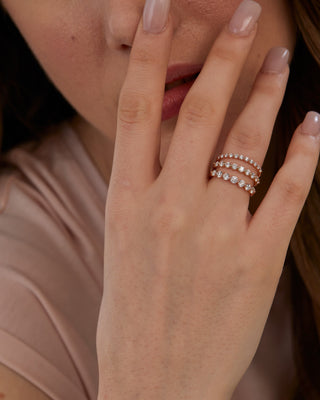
1, 1, 320, 398
272, 0, 320, 398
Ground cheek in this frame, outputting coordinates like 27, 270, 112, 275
8, 3, 116, 129
20, 12, 104, 104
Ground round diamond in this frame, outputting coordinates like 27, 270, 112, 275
251, 173, 256, 179
225, 162, 231, 168
232, 163, 238, 170
211, 170, 216, 177
238, 180, 245, 188
223, 173, 230, 180
215, 161, 219, 167
245, 169, 251, 176
239, 155, 244, 160
238, 166, 245, 173
250, 188, 256, 195
219, 161, 224, 167
224, 153, 228, 158
220, 155, 223, 159
254, 162, 257, 167
217, 170, 223, 178
250, 160, 254, 164
234, 154, 239, 159
245, 184, 251, 191
245, 156, 249, 162
229, 153, 233, 158
231, 176, 239, 184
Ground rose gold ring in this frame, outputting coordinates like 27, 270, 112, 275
209, 152, 263, 197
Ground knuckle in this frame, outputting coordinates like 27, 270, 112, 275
181, 94, 216, 128
229, 127, 263, 150
255, 78, 283, 98
130, 47, 157, 67
211, 43, 237, 65
278, 173, 306, 204
118, 90, 152, 127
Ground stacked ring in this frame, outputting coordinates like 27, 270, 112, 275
209, 152, 262, 197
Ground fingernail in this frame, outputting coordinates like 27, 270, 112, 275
261, 47, 290, 74
143, 0, 171, 34
229, 0, 262, 36
301, 112, 320, 137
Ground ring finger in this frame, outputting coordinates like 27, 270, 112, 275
208, 46, 290, 208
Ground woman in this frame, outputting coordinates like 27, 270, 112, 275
0, 0, 319, 398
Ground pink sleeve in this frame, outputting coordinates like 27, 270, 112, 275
0, 176, 102, 400
0, 270, 90, 400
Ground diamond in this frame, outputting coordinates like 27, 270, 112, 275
251, 173, 255, 179
219, 161, 224, 167
215, 161, 219, 167
225, 162, 231, 168
232, 163, 238, 170
223, 173, 230, 180
234, 154, 239, 159
231, 176, 239, 184
245, 169, 251, 176
224, 153, 228, 158
238, 166, 245, 173
250, 188, 255, 195
211, 170, 216, 177
229, 153, 233, 158
217, 170, 223, 178
245, 156, 249, 162
238, 180, 245, 187
245, 184, 251, 191
250, 160, 254, 164
239, 155, 244, 160
254, 162, 257, 167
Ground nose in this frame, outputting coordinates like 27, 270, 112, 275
104, 0, 145, 50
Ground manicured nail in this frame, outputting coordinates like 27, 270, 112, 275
261, 47, 290, 74
229, 0, 262, 36
301, 112, 320, 137
143, 0, 171, 34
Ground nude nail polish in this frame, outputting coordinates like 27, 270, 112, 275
261, 47, 290, 74
143, 0, 171, 34
229, 0, 262, 37
301, 112, 320, 137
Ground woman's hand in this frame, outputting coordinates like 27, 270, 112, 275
96, 0, 320, 399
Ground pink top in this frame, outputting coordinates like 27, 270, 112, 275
0, 122, 108, 399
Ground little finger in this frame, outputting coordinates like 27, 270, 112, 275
250, 112, 320, 266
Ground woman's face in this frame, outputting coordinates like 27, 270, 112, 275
2, 0, 296, 170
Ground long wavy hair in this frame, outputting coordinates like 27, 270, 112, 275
1, 1, 320, 398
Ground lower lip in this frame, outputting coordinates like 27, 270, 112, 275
162, 80, 196, 121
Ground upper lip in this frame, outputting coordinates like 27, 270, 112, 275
165, 63, 204, 85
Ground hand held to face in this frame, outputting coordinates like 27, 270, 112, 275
96, 0, 320, 398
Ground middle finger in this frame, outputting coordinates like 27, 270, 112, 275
161, 0, 262, 186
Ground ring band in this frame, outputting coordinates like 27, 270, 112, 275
210, 169, 256, 196
216, 153, 262, 177
212, 161, 260, 186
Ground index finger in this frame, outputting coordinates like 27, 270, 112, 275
111, 0, 173, 193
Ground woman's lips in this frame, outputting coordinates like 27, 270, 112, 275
162, 78, 196, 121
